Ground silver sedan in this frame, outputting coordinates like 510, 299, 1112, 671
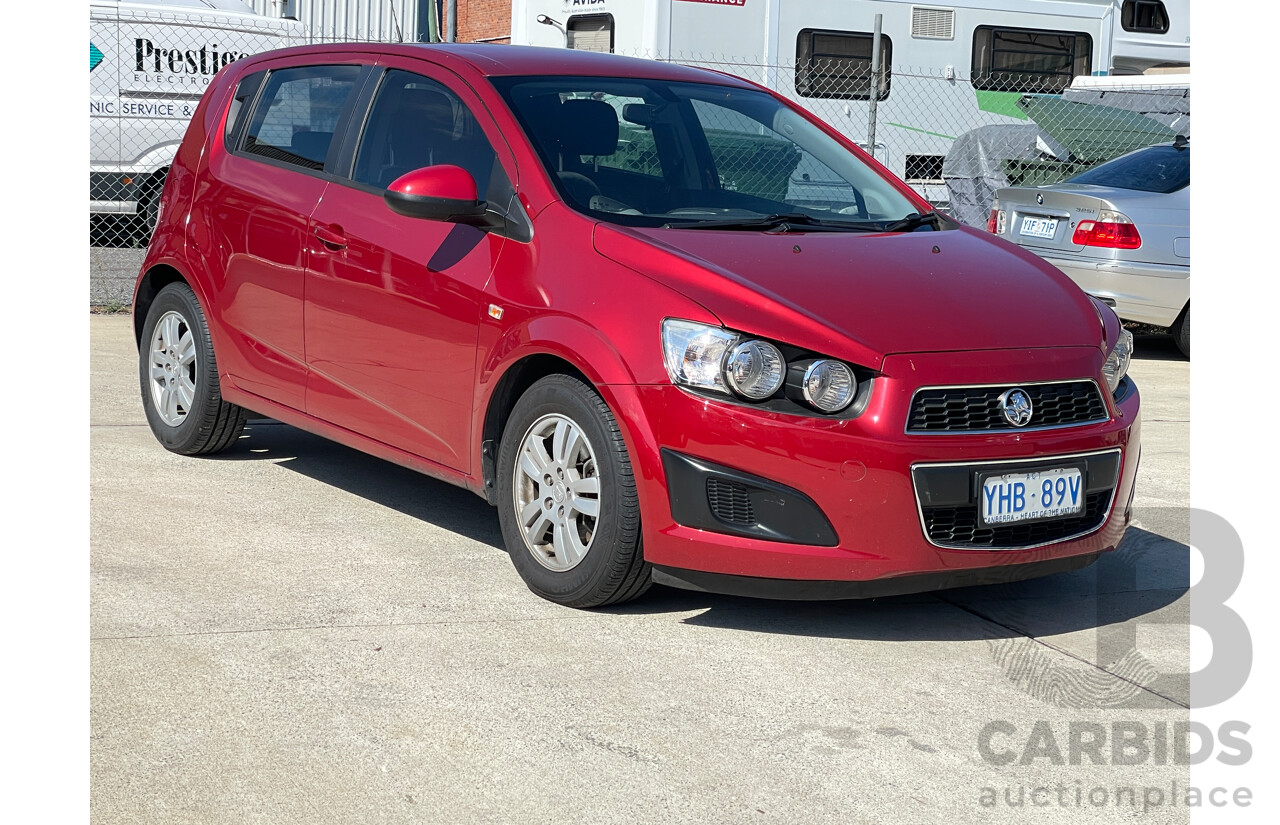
987, 140, 1190, 356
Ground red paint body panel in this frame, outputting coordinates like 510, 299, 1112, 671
135, 44, 1143, 592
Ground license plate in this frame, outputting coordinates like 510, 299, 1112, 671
1019, 216, 1058, 239
981, 468, 1083, 525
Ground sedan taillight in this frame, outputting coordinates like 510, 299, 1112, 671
1071, 209, 1142, 249
986, 207, 1005, 234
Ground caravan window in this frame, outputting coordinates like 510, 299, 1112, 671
241, 65, 362, 171
567, 15, 614, 53
795, 29, 892, 101
971, 26, 1092, 93
1121, 1, 1170, 34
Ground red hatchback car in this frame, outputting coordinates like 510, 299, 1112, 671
134, 44, 1140, 607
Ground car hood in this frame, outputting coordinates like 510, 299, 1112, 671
593, 223, 1103, 370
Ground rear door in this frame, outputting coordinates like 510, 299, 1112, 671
304, 60, 518, 472
198, 58, 368, 411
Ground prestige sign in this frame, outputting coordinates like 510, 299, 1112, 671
134, 38, 246, 77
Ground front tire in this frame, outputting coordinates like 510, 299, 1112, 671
138, 282, 247, 455
496, 375, 652, 607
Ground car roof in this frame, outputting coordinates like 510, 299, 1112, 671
251, 42, 758, 88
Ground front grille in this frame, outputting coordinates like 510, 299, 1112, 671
923, 490, 1112, 549
907, 381, 1108, 432
706, 478, 755, 526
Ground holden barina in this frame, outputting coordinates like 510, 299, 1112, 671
134, 44, 1140, 607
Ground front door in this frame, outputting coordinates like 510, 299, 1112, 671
304, 65, 515, 472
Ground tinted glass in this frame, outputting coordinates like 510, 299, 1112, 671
351, 69, 498, 195
493, 76, 918, 228
795, 29, 892, 100
242, 65, 361, 171
1066, 144, 1190, 193
972, 27, 1092, 93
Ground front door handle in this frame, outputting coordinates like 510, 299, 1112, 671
314, 225, 348, 250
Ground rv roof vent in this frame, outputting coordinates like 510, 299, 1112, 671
911, 7, 955, 40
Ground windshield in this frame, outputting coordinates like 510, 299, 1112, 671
491, 75, 922, 229
1065, 143, 1190, 194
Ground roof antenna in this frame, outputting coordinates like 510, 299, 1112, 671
1173, 134, 1189, 150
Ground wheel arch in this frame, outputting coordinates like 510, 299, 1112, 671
133, 263, 193, 346
479, 352, 591, 505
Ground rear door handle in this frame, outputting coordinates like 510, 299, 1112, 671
314, 225, 347, 250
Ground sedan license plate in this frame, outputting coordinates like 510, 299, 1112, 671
1019, 216, 1058, 240
981, 468, 1083, 525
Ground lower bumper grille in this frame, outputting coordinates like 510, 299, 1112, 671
912, 450, 1121, 550
923, 491, 1112, 549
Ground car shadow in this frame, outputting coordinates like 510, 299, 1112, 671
212, 419, 505, 551
211, 421, 1188, 644
609, 525, 1187, 644
1131, 331, 1185, 362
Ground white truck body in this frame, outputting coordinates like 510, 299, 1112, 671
510, 0, 1189, 202
90, 0, 304, 218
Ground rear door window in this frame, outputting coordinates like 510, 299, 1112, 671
241, 65, 362, 171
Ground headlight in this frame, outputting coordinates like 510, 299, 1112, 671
662, 319, 738, 394
1102, 328, 1133, 393
724, 339, 785, 399
661, 320, 862, 413
797, 359, 856, 412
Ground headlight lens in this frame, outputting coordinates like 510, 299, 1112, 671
801, 359, 856, 412
724, 339, 785, 399
661, 319, 737, 394
1102, 328, 1134, 393
662, 319, 861, 413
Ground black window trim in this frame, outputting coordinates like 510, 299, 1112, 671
970, 24, 1093, 93
224, 70, 267, 151
228, 62, 376, 184
795, 27, 892, 102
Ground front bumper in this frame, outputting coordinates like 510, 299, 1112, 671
617, 346, 1140, 595
1042, 255, 1189, 328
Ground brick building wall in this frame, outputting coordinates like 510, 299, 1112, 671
453, 0, 512, 43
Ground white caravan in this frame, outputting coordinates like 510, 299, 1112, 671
90, 0, 304, 228
510, 0, 1190, 203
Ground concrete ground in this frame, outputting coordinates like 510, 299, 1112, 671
91, 315, 1191, 824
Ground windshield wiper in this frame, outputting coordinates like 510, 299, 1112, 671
880, 211, 944, 233
662, 213, 873, 232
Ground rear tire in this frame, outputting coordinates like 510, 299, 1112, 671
138, 282, 247, 455
496, 374, 652, 608
1172, 304, 1190, 359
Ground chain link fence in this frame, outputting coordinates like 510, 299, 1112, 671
90, 25, 1189, 305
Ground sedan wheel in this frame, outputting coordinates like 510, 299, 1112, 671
497, 374, 651, 607
513, 413, 602, 572
147, 310, 198, 426
138, 282, 247, 455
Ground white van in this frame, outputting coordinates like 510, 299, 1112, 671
90, 0, 303, 230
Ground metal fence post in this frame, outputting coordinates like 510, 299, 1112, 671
867, 13, 882, 160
